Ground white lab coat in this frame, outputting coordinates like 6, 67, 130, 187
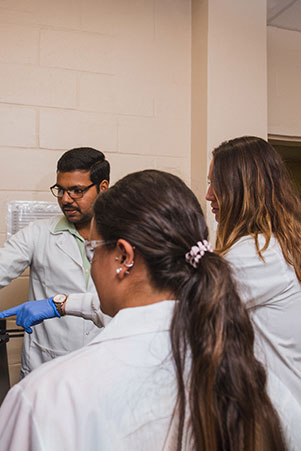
0, 300, 300, 451
0, 301, 179, 451
225, 235, 301, 405
0, 216, 100, 376
65, 237, 301, 450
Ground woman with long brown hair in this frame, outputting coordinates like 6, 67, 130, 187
206, 136, 301, 444
0, 169, 286, 450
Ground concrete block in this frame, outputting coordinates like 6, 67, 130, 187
154, 82, 191, 120
154, 39, 191, 86
0, 147, 64, 191
39, 109, 118, 152
107, 152, 155, 185
40, 30, 113, 74
79, 72, 114, 113
0, 105, 37, 147
115, 75, 154, 117
118, 116, 190, 157
111, 35, 190, 97
79, 72, 154, 116
154, 0, 191, 86
0, 0, 80, 29
80, 0, 154, 39
155, 0, 191, 44
110, 39, 190, 117
0, 64, 77, 108
110, 38, 156, 86
0, 24, 38, 65
154, 156, 190, 184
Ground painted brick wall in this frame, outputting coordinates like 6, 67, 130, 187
0, 0, 191, 384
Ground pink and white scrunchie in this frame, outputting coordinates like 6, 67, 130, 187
185, 240, 213, 268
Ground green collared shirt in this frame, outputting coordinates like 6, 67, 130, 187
54, 217, 90, 288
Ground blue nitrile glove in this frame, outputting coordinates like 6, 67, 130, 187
0, 298, 60, 334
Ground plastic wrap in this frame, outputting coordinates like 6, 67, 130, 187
7, 201, 61, 238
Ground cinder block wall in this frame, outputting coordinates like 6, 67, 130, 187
0, 0, 191, 384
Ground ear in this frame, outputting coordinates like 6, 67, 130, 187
98, 179, 109, 193
115, 239, 135, 279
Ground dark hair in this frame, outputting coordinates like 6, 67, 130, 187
57, 147, 110, 189
212, 136, 301, 280
94, 169, 286, 451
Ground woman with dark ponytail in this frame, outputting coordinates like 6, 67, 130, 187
0, 170, 287, 450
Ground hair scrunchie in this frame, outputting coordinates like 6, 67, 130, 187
185, 240, 213, 268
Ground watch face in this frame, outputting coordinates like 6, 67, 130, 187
53, 294, 66, 303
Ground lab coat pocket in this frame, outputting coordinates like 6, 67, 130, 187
28, 338, 68, 370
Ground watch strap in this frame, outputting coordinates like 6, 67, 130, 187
53, 294, 68, 317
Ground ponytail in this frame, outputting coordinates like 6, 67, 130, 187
170, 252, 286, 451
93, 169, 286, 451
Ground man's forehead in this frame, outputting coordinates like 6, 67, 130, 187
56, 170, 91, 186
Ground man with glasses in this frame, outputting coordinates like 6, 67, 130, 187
0, 147, 110, 377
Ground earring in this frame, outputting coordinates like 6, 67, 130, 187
114, 256, 119, 261
116, 267, 122, 275
124, 261, 134, 268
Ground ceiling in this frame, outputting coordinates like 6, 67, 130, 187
267, 0, 301, 32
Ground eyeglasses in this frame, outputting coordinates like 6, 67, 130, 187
50, 183, 96, 199
85, 240, 109, 263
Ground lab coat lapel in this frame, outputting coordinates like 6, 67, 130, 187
55, 232, 83, 268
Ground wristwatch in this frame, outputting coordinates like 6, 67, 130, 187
53, 294, 68, 316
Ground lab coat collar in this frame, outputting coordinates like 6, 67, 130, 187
88, 300, 177, 346
52, 216, 84, 242
50, 216, 85, 268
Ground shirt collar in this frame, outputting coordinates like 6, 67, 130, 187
53, 216, 85, 242
89, 300, 177, 345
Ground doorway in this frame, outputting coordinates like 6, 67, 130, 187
269, 138, 301, 196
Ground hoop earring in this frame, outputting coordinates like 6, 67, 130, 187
124, 261, 134, 268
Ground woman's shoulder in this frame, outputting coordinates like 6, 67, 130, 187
225, 234, 288, 281
226, 234, 280, 259
224, 234, 299, 307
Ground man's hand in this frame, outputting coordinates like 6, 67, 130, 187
0, 298, 60, 334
